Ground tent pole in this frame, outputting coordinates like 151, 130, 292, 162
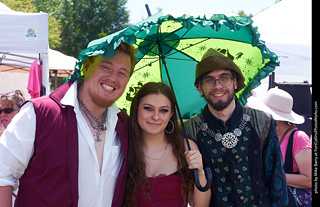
53, 70, 58, 89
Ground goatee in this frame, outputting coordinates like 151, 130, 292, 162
204, 90, 235, 111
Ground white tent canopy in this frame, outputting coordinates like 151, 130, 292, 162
0, 3, 48, 53
252, 0, 311, 84
0, 2, 77, 98
0, 49, 76, 72
48, 49, 77, 71
0, 48, 76, 99
0, 2, 50, 96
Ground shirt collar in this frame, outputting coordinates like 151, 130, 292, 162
202, 98, 243, 132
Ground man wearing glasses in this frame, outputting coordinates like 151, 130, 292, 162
184, 48, 288, 206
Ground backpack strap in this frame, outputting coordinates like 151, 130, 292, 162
284, 129, 299, 174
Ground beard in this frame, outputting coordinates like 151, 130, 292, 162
203, 88, 235, 111
79, 82, 115, 109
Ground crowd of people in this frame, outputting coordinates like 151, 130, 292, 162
0, 42, 312, 206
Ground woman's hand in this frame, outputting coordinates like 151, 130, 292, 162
184, 150, 204, 174
184, 140, 211, 207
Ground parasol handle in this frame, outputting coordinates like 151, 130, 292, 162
193, 168, 213, 192
159, 47, 212, 192
181, 117, 212, 192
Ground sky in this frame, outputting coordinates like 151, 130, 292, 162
125, 0, 278, 24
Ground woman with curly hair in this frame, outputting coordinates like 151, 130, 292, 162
123, 82, 211, 207
0, 90, 25, 136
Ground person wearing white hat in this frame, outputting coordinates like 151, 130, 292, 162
247, 87, 312, 206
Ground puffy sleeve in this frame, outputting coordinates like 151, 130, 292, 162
0, 102, 36, 190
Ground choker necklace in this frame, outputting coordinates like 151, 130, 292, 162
78, 97, 107, 142
194, 112, 251, 149
144, 143, 169, 160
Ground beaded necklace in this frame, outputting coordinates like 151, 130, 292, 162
194, 112, 251, 149
78, 98, 107, 142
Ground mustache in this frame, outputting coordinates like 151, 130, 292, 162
208, 89, 228, 95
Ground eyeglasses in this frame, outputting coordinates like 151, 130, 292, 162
201, 75, 234, 87
0, 108, 19, 115
0, 91, 17, 97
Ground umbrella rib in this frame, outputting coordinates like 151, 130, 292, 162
158, 26, 164, 82
140, 56, 191, 60
135, 42, 160, 57
136, 38, 213, 66
157, 26, 189, 57
164, 57, 195, 61
134, 59, 159, 72
136, 25, 209, 62
157, 25, 213, 62
165, 37, 212, 62
137, 25, 188, 57
136, 26, 214, 69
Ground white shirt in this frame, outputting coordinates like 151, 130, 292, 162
0, 82, 124, 207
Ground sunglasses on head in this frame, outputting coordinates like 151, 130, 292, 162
0, 91, 17, 97
0, 91, 24, 104
0, 108, 19, 114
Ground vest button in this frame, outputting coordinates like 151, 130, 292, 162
254, 150, 258, 155
256, 181, 260, 185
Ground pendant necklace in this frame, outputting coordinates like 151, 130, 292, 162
194, 112, 251, 149
78, 97, 107, 142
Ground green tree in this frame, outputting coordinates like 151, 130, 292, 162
1, 0, 37, 12
2, 0, 130, 57
237, 10, 253, 18
33, 0, 63, 49
58, 0, 130, 58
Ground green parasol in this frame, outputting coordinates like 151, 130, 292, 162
69, 10, 279, 119
69, 10, 279, 191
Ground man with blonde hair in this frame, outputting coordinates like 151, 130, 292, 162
0, 41, 136, 207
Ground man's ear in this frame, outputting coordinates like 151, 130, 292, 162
195, 83, 204, 96
233, 77, 238, 90
82, 58, 90, 74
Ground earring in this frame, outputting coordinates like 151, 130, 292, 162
165, 120, 174, 134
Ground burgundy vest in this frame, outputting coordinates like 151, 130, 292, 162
15, 81, 129, 207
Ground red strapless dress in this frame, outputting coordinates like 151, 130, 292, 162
136, 172, 188, 207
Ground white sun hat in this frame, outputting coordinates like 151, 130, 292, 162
247, 87, 305, 124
